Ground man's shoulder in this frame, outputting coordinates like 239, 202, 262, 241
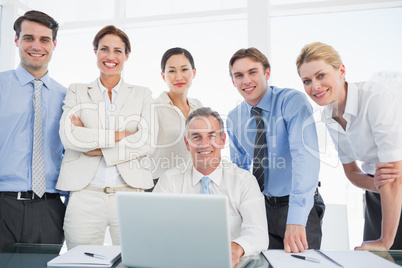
222, 162, 260, 193
48, 77, 67, 92
272, 86, 306, 101
222, 161, 252, 180
162, 163, 189, 178
271, 86, 311, 112
0, 69, 16, 82
227, 101, 245, 119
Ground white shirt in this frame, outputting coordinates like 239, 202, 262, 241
151, 91, 202, 179
323, 81, 402, 175
154, 160, 269, 256
90, 78, 125, 186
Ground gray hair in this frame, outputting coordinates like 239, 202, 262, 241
185, 107, 224, 137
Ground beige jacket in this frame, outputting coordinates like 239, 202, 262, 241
56, 80, 157, 191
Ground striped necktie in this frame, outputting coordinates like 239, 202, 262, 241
251, 107, 267, 191
31, 79, 46, 198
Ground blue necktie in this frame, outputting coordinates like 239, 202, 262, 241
251, 107, 267, 191
201, 177, 212, 194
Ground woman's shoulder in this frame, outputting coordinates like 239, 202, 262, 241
351, 81, 386, 94
67, 81, 96, 92
188, 96, 203, 108
122, 81, 151, 92
351, 81, 398, 102
121, 82, 153, 100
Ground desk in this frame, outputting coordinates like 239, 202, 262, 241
0, 244, 268, 268
0, 244, 401, 268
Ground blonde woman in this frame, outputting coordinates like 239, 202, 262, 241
296, 42, 402, 251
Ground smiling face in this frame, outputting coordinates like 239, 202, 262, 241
15, 20, 56, 78
299, 59, 346, 106
231, 57, 270, 107
184, 115, 226, 175
161, 54, 196, 96
95, 34, 129, 80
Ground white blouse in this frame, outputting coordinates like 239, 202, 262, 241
323, 81, 402, 175
151, 91, 202, 179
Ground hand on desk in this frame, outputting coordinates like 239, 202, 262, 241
374, 163, 399, 192
371, 250, 396, 263
231, 242, 244, 268
354, 239, 388, 251
283, 224, 308, 253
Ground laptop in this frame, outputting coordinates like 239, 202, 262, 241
116, 192, 232, 268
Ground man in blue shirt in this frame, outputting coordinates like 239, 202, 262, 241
226, 47, 324, 253
0, 10, 66, 250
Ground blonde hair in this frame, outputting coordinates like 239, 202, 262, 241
296, 42, 342, 75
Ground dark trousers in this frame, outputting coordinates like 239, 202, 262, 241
144, 179, 159, 192
0, 193, 66, 250
364, 191, 402, 249
266, 192, 325, 249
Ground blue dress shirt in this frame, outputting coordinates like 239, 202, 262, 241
0, 64, 66, 193
227, 86, 320, 226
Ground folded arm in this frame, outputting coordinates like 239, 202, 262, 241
69, 114, 132, 156
59, 85, 115, 152
343, 161, 378, 192
373, 162, 399, 191
355, 160, 402, 251
102, 89, 158, 165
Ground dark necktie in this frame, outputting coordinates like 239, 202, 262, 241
251, 107, 267, 191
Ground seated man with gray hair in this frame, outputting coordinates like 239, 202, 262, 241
154, 107, 268, 267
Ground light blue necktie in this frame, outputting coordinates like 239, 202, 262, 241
201, 177, 212, 194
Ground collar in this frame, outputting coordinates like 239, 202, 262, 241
243, 86, 272, 116
97, 77, 122, 95
158, 91, 197, 109
16, 64, 51, 90
322, 81, 358, 123
192, 163, 223, 187
343, 82, 359, 120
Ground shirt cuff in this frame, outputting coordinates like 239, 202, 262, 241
232, 238, 253, 257
378, 150, 402, 163
286, 205, 310, 226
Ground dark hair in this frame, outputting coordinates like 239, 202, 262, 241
161, 47, 195, 73
93, 25, 131, 54
14, 10, 59, 41
185, 107, 224, 137
229, 47, 270, 76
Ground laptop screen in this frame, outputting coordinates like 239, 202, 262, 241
117, 192, 232, 268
